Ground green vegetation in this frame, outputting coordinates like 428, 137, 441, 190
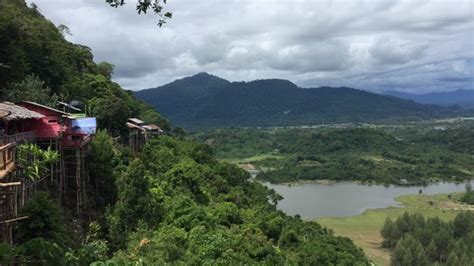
382, 212, 474, 265
0, 0, 169, 135
193, 124, 474, 184
461, 183, 474, 204
2, 137, 371, 265
317, 193, 469, 265
17, 143, 59, 181
103, 137, 368, 264
0, 1, 371, 264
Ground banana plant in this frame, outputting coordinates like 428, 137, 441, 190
17, 144, 59, 181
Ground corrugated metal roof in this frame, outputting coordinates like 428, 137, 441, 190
128, 118, 145, 125
20, 101, 71, 116
142, 124, 163, 132
126, 122, 143, 130
0, 102, 44, 121
57, 101, 82, 112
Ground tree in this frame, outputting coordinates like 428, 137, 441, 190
381, 217, 394, 248
392, 235, 429, 266
15, 192, 71, 246
89, 95, 132, 136
107, 159, 163, 248
1, 74, 58, 106
426, 240, 438, 262
89, 130, 117, 208
106, 0, 172, 26
466, 182, 472, 193
96, 62, 115, 79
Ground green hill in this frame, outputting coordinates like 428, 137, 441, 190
135, 72, 466, 129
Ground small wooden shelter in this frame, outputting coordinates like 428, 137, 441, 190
126, 118, 163, 152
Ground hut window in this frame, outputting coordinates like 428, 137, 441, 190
48, 120, 57, 124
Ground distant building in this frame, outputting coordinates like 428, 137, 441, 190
126, 118, 163, 152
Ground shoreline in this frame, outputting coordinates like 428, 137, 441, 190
316, 192, 472, 265
259, 178, 472, 188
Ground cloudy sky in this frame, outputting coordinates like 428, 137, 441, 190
28, 0, 474, 93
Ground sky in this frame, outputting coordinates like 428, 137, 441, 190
27, 0, 474, 93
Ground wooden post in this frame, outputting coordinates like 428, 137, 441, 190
2, 148, 6, 170
76, 148, 81, 215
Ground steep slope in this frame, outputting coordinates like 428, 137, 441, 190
137, 72, 230, 123
135, 73, 465, 129
383, 89, 474, 108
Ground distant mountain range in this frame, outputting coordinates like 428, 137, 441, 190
134, 73, 468, 129
382, 90, 474, 108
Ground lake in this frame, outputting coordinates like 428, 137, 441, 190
263, 181, 472, 219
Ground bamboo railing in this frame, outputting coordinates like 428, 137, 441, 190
0, 143, 15, 171
0, 131, 36, 146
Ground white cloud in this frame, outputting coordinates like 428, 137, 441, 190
27, 0, 474, 93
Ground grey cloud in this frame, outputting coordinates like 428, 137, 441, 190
27, 0, 474, 93
369, 37, 427, 65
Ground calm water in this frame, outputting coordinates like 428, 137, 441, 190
263, 181, 472, 219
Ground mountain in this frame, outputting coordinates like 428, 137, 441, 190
135, 73, 467, 129
383, 89, 474, 108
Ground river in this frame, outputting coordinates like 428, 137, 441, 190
263, 181, 472, 219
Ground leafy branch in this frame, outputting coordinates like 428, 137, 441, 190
106, 0, 173, 27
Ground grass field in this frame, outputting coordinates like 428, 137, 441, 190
220, 154, 285, 164
316, 193, 470, 266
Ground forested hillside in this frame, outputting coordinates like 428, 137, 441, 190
0, 1, 370, 264
135, 72, 468, 129
0, 0, 169, 135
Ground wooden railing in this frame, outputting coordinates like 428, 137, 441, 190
0, 131, 36, 172
0, 143, 15, 171
0, 131, 36, 146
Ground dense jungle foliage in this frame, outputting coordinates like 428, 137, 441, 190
192, 123, 474, 185
381, 212, 474, 265
0, 1, 370, 264
1, 135, 369, 265
0, 0, 170, 135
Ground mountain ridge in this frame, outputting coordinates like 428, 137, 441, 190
383, 89, 474, 108
135, 73, 468, 129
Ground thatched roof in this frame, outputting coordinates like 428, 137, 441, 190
0, 102, 44, 121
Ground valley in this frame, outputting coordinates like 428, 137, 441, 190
191, 117, 474, 265
192, 118, 474, 185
